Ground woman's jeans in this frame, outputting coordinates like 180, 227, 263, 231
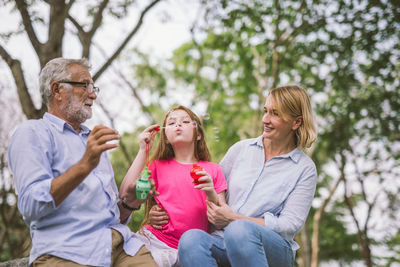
178, 220, 294, 267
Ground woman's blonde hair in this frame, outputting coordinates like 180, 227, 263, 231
269, 85, 317, 149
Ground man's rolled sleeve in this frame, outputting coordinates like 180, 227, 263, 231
18, 178, 56, 221
9, 123, 57, 221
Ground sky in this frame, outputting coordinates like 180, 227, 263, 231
0, 0, 203, 133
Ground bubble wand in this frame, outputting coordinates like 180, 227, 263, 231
136, 126, 160, 199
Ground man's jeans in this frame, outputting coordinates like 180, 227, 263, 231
178, 220, 294, 267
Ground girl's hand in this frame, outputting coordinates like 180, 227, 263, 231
138, 125, 159, 150
194, 170, 218, 204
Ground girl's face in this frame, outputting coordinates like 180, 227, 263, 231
164, 109, 199, 146
262, 96, 299, 142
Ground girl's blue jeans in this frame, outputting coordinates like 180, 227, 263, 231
178, 219, 294, 267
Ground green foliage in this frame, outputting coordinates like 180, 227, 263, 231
0, 201, 30, 261
155, 0, 400, 265
383, 230, 400, 265
309, 207, 361, 263
111, 128, 144, 187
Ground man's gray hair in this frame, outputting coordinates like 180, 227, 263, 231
39, 58, 91, 107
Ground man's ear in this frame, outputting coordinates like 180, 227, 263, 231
50, 81, 61, 100
292, 116, 303, 131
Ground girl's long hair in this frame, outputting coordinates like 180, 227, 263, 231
139, 105, 211, 234
151, 105, 211, 162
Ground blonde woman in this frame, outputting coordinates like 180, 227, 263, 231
177, 85, 318, 267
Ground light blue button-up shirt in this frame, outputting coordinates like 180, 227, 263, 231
215, 136, 317, 251
8, 113, 143, 266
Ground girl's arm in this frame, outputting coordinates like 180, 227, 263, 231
194, 170, 220, 204
119, 125, 159, 215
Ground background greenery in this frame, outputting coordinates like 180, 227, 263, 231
1, 0, 399, 266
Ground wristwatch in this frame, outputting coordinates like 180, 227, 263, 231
120, 198, 141, 211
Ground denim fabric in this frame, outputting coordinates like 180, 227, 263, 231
178, 220, 294, 267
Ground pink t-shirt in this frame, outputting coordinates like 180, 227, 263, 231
144, 159, 227, 249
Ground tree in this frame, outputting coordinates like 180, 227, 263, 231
0, 82, 29, 261
159, 0, 400, 265
0, 0, 161, 120
0, 0, 163, 261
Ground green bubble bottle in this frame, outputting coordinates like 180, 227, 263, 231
136, 166, 151, 199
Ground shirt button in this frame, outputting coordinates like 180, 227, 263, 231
105, 248, 109, 254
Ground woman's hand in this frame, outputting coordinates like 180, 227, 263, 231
149, 204, 169, 230
207, 201, 237, 229
194, 170, 218, 204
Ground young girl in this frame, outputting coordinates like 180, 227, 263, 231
120, 105, 227, 267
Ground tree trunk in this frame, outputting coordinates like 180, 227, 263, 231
298, 224, 311, 267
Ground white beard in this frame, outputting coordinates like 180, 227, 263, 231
60, 93, 92, 124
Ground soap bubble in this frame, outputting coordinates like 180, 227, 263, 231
213, 127, 220, 142
201, 113, 210, 120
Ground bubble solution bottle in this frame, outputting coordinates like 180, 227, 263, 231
136, 166, 151, 199
190, 164, 205, 184
135, 126, 160, 199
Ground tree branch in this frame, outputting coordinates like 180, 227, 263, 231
93, 42, 155, 123
14, 0, 43, 55
310, 165, 344, 267
112, 68, 155, 123
68, 15, 84, 33
343, 151, 373, 267
97, 101, 132, 165
93, 0, 162, 81
88, 0, 110, 37
0, 44, 43, 119
352, 153, 382, 233
68, 0, 110, 58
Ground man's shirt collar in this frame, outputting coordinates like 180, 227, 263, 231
43, 112, 90, 135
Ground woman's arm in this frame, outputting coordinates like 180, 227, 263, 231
207, 201, 265, 229
263, 165, 317, 238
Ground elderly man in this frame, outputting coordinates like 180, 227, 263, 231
8, 58, 157, 267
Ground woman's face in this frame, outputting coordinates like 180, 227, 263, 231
262, 96, 299, 143
164, 109, 198, 146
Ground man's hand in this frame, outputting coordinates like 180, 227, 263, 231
119, 178, 159, 223
121, 177, 159, 209
149, 204, 169, 230
207, 201, 237, 229
51, 125, 120, 206
81, 125, 120, 170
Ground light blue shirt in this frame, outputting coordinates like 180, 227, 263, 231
8, 113, 143, 266
216, 136, 317, 251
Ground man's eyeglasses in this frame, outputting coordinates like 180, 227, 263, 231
58, 81, 100, 94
